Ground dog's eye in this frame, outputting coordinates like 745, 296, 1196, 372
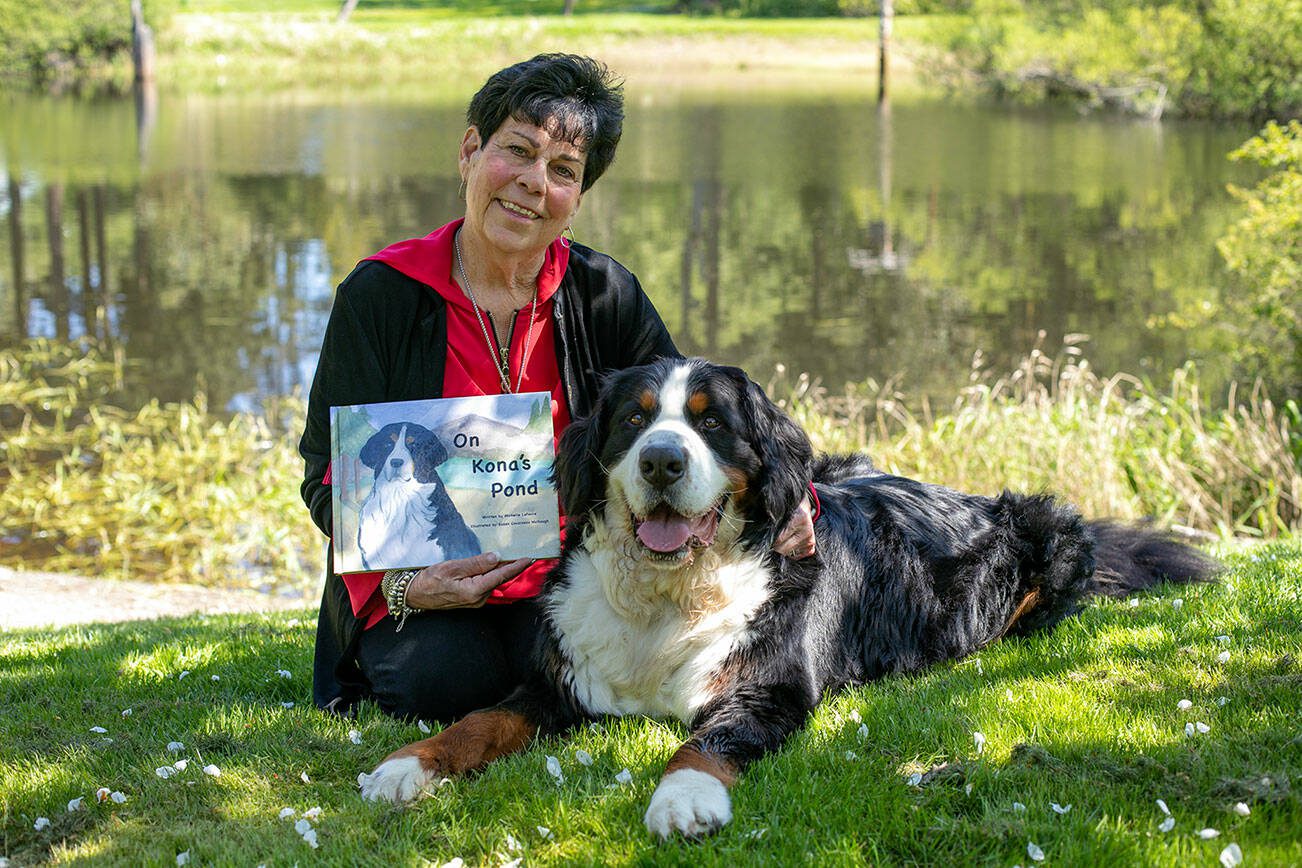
701, 415, 722, 430
626, 412, 645, 427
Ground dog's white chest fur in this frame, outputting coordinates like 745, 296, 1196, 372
547, 546, 772, 723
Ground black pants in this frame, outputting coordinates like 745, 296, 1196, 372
352, 600, 544, 723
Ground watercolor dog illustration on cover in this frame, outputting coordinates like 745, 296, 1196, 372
330, 392, 560, 574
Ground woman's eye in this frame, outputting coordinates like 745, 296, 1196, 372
555, 165, 575, 180
626, 412, 645, 427
508, 144, 528, 156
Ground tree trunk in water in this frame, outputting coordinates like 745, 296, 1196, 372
7, 175, 25, 337
878, 0, 893, 104
130, 0, 155, 85
46, 185, 68, 341
337, 0, 361, 23
563, 0, 578, 14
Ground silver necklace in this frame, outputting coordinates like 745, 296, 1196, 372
453, 230, 539, 393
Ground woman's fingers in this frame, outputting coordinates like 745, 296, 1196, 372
407, 557, 534, 610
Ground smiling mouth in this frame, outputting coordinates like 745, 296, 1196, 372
498, 200, 540, 219
632, 500, 724, 560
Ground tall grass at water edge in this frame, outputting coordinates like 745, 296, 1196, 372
1, 338, 1298, 592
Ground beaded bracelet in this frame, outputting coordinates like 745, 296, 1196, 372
380, 568, 421, 632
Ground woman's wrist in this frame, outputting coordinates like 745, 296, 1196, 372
380, 569, 421, 632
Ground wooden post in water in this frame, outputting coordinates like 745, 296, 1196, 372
130, 0, 155, 85
7, 175, 25, 337
878, 0, 893, 104
46, 184, 69, 340
337, 0, 361, 23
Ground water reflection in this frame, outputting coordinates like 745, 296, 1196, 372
0, 88, 1257, 413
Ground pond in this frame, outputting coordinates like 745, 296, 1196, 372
0, 83, 1260, 415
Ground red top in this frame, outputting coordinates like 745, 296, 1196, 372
332, 220, 572, 629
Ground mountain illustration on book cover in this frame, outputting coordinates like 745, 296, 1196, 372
329, 392, 560, 574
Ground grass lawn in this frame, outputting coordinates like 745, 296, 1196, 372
2, 541, 1299, 865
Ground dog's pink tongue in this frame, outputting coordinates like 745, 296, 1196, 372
637, 509, 693, 552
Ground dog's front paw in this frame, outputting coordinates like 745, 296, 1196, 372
643, 769, 733, 839
358, 756, 433, 803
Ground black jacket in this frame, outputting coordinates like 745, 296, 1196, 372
299, 243, 679, 711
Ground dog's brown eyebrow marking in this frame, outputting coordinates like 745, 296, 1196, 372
687, 392, 709, 415
639, 390, 656, 412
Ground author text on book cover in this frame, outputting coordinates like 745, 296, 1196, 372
329, 392, 560, 573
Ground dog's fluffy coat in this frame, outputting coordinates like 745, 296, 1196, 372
358, 358, 1215, 839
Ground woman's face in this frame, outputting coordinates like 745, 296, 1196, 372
459, 117, 586, 262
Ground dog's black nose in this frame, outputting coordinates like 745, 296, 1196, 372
639, 443, 686, 489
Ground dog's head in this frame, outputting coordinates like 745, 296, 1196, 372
556, 358, 813, 567
360, 422, 448, 484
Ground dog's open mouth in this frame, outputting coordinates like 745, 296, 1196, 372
633, 500, 724, 560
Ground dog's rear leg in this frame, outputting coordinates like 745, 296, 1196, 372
359, 708, 536, 803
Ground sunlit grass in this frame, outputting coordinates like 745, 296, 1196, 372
1, 544, 1298, 864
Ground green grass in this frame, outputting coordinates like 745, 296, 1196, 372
2, 542, 1299, 865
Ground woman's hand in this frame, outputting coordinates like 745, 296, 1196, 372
774, 496, 816, 559
405, 553, 532, 610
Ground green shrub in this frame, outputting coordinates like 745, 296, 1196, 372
0, 0, 176, 90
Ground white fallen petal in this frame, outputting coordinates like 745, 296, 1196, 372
1200, 828, 1221, 839
857, 723, 870, 740
348, 729, 362, 745
973, 731, 986, 754
121, 708, 133, 717
1216, 651, 1231, 664
1157, 799, 1171, 815
301, 828, 318, 849
1012, 802, 1026, 812
1219, 843, 1243, 868
281, 702, 294, 709
849, 709, 862, 723
965, 784, 973, 796
90, 726, 107, 734
545, 755, 563, 783
1159, 817, 1175, 833
537, 825, 554, 840
614, 768, 632, 785
1216, 696, 1230, 706
110, 791, 126, 804
1232, 802, 1250, 817
1006, 689, 1015, 700
746, 828, 770, 840
440, 860, 465, 868
179, 670, 190, 680
1172, 598, 1184, 610
173, 760, 188, 771
156, 766, 177, 779
96, 787, 111, 802
34, 817, 51, 831
211, 675, 220, 681
302, 807, 322, 820
1186, 722, 1197, 737
906, 773, 923, 786
275, 670, 292, 679
1129, 598, 1140, 607
1196, 722, 1211, 734
295, 819, 313, 835
176, 851, 191, 866
504, 833, 522, 852
167, 742, 185, 752
67, 797, 84, 812
845, 751, 859, 761
202, 764, 221, 777
301, 771, 311, 784
575, 749, 593, 766
418, 719, 431, 734
1215, 635, 1230, 643
1177, 699, 1193, 711
501, 860, 522, 868
279, 808, 296, 820
1051, 802, 1072, 814
1027, 841, 1045, 862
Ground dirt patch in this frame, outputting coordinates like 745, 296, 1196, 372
0, 567, 314, 629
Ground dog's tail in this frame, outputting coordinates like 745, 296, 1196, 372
1085, 520, 1219, 598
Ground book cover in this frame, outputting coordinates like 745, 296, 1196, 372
329, 392, 560, 573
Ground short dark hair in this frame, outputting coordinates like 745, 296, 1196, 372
466, 54, 625, 193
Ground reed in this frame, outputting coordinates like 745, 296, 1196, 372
1, 339, 1296, 592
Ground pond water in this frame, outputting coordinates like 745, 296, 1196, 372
0, 84, 1259, 415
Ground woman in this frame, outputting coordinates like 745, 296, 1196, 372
300, 54, 812, 722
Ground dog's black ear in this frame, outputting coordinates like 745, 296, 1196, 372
359, 425, 397, 470
735, 370, 814, 547
413, 429, 449, 482
554, 371, 626, 524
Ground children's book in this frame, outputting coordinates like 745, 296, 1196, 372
329, 392, 560, 573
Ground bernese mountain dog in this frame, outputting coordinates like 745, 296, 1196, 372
357, 358, 1215, 839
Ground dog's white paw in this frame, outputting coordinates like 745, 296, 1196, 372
643, 769, 733, 839
357, 756, 432, 804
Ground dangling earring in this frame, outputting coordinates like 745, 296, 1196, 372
458, 178, 467, 200
561, 225, 575, 248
